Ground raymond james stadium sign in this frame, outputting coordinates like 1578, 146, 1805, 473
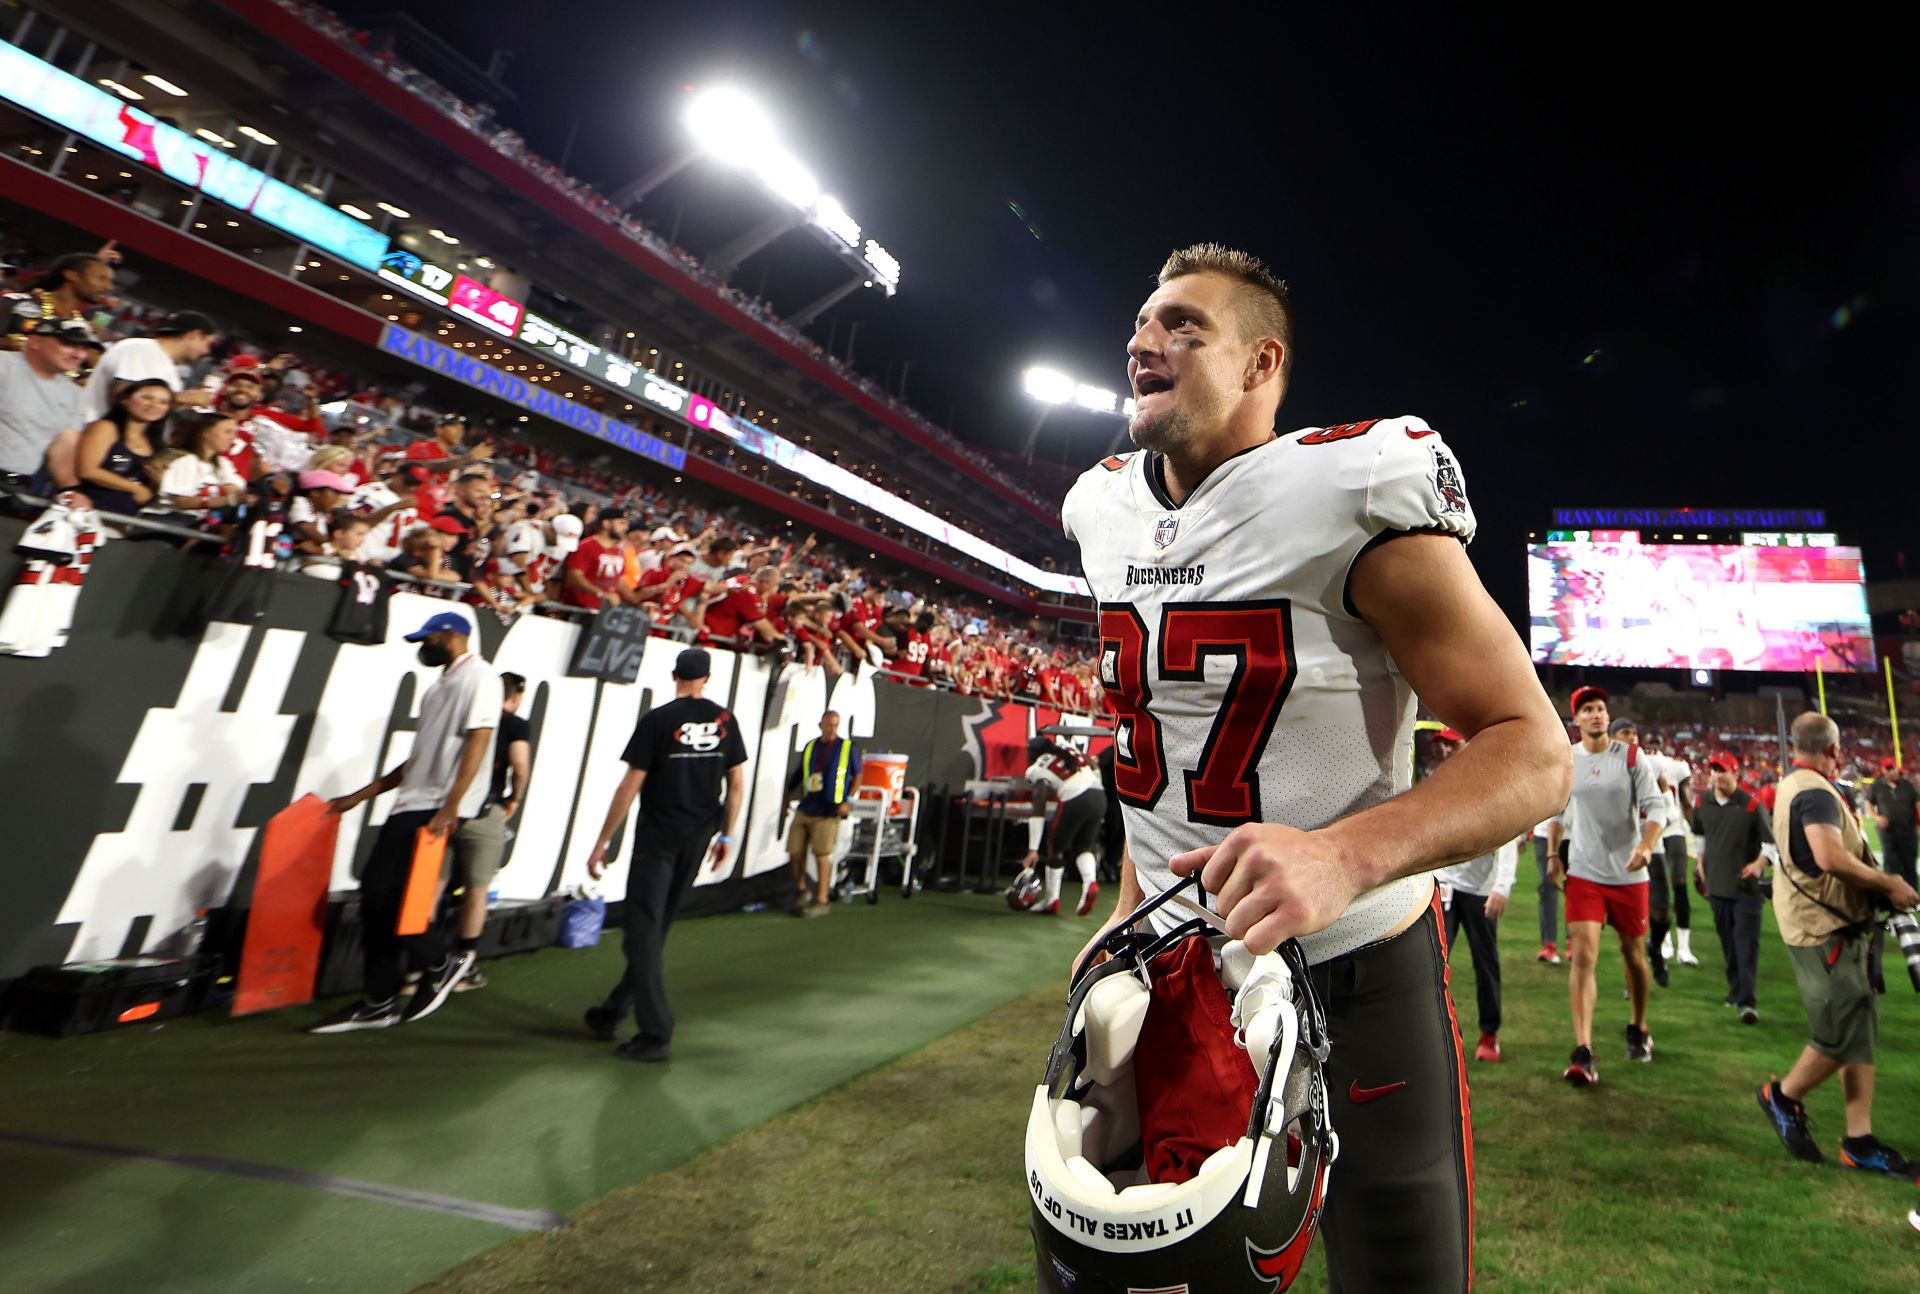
377, 323, 686, 471
1552, 507, 1826, 528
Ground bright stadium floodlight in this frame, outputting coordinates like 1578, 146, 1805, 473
686, 86, 777, 168
1022, 365, 1132, 459
758, 148, 819, 209
1074, 384, 1117, 415
814, 194, 860, 246
1023, 367, 1075, 404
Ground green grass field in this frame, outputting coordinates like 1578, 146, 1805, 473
4, 864, 1917, 1293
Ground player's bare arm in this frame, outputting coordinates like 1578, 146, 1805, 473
1172, 533, 1571, 953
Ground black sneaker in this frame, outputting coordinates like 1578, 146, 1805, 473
1756, 1081, 1824, 1163
1564, 1045, 1598, 1087
1838, 1136, 1920, 1183
1651, 960, 1671, 988
306, 999, 400, 1034
399, 950, 475, 1024
1625, 1023, 1654, 1063
615, 1036, 671, 1064
583, 1006, 619, 1042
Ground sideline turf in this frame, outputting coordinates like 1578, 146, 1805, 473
419, 858, 1920, 1294
0, 891, 1093, 1294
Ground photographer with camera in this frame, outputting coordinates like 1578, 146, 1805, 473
1756, 712, 1920, 1180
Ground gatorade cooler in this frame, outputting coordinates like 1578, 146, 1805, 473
858, 752, 910, 814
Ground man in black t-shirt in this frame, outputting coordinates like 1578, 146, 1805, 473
583, 648, 748, 1062
450, 671, 534, 992
1688, 753, 1773, 1021
1869, 759, 1919, 891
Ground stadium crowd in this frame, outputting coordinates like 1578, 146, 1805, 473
0, 238, 1106, 710
264, 0, 1057, 516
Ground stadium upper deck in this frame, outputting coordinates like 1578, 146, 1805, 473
0, 0, 1083, 604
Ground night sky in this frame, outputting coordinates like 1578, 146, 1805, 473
329, 2, 1917, 620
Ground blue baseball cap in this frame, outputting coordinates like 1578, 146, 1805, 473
404, 611, 473, 641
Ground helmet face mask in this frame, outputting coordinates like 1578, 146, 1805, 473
1006, 867, 1044, 911
1025, 874, 1338, 1292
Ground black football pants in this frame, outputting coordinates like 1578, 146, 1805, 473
1311, 894, 1474, 1293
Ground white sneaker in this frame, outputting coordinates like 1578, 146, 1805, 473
1659, 933, 1675, 960
1676, 931, 1699, 966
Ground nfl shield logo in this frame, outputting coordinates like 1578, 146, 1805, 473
1152, 516, 1179, 549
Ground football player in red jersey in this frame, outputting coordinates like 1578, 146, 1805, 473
1052, 244, 1570, 1293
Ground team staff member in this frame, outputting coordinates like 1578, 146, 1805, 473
1548, 688, 1666, 1082
1868, 758, 1919, 892
785, 710, 861, 917
1016, 737, 1106, 917
310, 611, 501, 1033
450, 671, 534, 993
1689, 752, 1772, 1024
1064, 244, 1572, 1292
583, 648, 747, 1063
1432, 729, 1517, 1063
1757, 713, 1920, 1176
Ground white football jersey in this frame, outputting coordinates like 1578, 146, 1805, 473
1656, 753, 1692, 836
1062, 416, 1476, 963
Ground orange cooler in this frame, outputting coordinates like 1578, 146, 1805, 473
858, 752, 910, 813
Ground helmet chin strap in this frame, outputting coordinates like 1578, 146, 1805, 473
1162, 883, 1229, 933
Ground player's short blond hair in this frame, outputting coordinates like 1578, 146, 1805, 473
1158, 243, 1293, 384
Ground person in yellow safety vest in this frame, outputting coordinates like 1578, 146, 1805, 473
786, 710, 863, 917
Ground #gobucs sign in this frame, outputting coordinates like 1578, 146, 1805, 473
1153, 517, 1179, 549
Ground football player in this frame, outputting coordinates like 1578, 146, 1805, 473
1056, 243, 1570, 1292
1011, 737, 1107, 916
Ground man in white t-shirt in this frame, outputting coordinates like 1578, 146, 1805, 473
79, 311, 218, 424
310, 610, 501, 1033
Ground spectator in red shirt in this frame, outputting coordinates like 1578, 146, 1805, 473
702, 566, 781, 644
406, 413, 492, 516
562, 511, 630, 610
634, 546, 706, 627
884, 609, 936, 685
210, 366, 267, 480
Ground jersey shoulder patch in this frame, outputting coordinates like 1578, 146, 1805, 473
1098, 452, 1135, 471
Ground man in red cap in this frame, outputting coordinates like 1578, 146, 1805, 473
1868, 757, 1919, 892
1548, 685, 1666, 1084
1688, 752, 1773, 1024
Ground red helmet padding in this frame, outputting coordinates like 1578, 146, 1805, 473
1132, 937, 1259, 1184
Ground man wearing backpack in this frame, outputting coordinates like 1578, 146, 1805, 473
1547, 687, 1667, 1085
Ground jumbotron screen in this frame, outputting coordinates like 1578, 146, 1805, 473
1528, 542, 1873, 671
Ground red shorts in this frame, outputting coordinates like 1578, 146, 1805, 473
1564, 876, 1650, 937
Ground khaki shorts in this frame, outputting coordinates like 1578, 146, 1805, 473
454, 804, 507, 891
1787, 935, 1877, 1066
787, 811, 841, 858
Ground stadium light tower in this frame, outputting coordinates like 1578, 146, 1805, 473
1021, 366, 1134, 462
